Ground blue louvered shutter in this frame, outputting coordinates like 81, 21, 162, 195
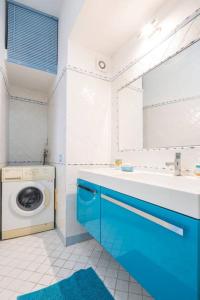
7, 0, 58, 74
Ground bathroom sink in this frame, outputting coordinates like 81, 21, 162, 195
78, 168, 200, 219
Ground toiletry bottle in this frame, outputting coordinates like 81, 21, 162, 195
195, 162, 200, 176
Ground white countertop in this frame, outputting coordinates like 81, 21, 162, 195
78, 168, 200, 219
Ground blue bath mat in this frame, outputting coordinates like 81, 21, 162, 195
17, 268, 114, 300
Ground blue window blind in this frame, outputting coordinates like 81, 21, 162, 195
7, 0, 58, 74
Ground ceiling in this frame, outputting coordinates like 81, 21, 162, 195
15, 0, 63, 17
70, 0, 169, 56
6, 62, 55, 94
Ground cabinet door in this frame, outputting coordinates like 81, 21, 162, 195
77, 179, 101, 242
101, 187, 200, 300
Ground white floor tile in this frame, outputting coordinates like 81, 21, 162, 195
7, 278, 24, 292
115, 290, 129, 300
0, 230, 154, 300
29, 272, 43, 283
116, 279, 129, 292
18, 281, 35, 293
18, 270, 33, 281
105, 268, 118, 278
63, 260, 75, 269
56, 268, 73, 278
39, 274, 54, 285
36, 263, 52, 274
129, 282, 143, 295
32, 283, 46, 291
118, 270, 130, 281
0, 277, 13, 289
128, 293, 143, 300
46, 266, 60, 276
26, 262, 41, 272
53, 258, 66, 268
104, 276, 117, 289
0, 289, 16, 300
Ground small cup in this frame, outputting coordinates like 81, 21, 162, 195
115, 159, 122, 167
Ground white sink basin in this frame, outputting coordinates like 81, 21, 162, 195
79, 168, 200, 219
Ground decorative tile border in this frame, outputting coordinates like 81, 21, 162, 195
143, 94, 200, 109
67, 163, 112, 166
66, 64, 111, 81
10, 95, 47, 105
48, 161, 111, 166
48, 63, 111, 101
118, 145, 200, 152
8, 160, 43, 165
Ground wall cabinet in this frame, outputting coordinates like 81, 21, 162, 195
77, 179, 200, 300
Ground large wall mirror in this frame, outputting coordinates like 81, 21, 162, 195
118, 40, 200, 151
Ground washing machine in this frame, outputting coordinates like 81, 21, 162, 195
1, 166, 55, 240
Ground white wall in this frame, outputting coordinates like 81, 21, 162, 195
48, 71, 67, 239
111, 0, 200, 174
15, 0, 63, 17
0, 73, 9, 169
0, 0, 9, 169
48, 0, 112, 242
47, 0, 85, 241
57, 0, 85, 75
64, 41, 111, 241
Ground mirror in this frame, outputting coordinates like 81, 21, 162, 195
118, 40, 200, 150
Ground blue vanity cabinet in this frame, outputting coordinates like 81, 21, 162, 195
77, 179, 101, 242
101, 187, 200, 300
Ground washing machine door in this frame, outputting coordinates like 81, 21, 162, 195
11, 183, 49, 217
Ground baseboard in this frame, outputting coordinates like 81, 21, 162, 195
56, 226, 66, 245
2, 222, 54, 240
66, 232, 92, 246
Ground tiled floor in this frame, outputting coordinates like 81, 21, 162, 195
0, 230, 153, 300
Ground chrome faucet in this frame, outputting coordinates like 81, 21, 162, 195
166, 152, 181, 176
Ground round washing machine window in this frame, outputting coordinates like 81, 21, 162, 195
16, 187, 43, 212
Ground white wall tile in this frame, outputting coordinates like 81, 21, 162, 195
48, 71, 67, 165
66, 69, 111, 164
10, 85, 48, 102
0, 0, 8, 168
0, 72, 9, 167
9, 96, 47, 163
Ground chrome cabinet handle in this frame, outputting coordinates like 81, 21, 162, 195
77, 184, 97, 195
101, 194, 184, 236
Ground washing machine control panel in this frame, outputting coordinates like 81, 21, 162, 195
2, 166, 55, 182
2, 168, 23, 181
23, 167, 55, 180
